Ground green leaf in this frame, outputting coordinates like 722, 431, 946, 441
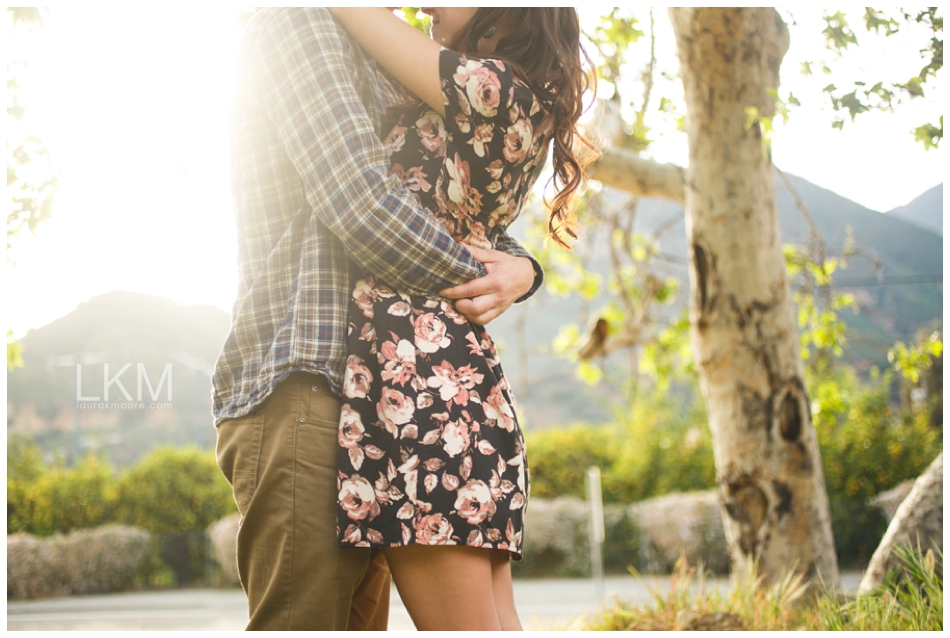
743, 106, 760, 131
913, 118, 943, 150
577, 360, 603, 386
398, 7, 430, 33
822, 11, 859, 50
887, 332, 943, 383
7, 330, 24, 371
863, 8, 901, 36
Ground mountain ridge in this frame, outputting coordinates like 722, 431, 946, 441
885, 183, 943, 236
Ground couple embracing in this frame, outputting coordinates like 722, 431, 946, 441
212, 7, 594, 631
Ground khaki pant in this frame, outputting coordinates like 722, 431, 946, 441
216, 372, 390, 630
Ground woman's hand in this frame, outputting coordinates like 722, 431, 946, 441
439, 244, 535, 326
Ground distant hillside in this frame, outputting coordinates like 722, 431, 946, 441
886, 183, 943, 236
7, 291, 231, 465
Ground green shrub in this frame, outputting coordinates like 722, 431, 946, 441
526, 387, 716, 505
812, 367, 942, 566
7, 436, 46, 535
7, 442, 238, 588
114, 446, 236, 535
602, 394, 715, 504
525, 367, 942, 567
12, 451, 118, 537
112, 446, 236, 585
526, 425, 617, 500
7, 443, 236, 539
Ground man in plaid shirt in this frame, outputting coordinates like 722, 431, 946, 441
213, 8, 542, 631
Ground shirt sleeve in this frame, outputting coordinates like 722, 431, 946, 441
251, 9, 486, 292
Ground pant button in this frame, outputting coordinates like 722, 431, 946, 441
312, 385, 320, 392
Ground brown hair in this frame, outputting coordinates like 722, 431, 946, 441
448, 8, 599, 249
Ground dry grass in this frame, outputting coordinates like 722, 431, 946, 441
580, 545, 942, 631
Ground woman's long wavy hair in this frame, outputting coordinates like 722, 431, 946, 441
449, 8, 599, 248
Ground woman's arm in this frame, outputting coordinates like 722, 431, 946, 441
328, 8, 446, 116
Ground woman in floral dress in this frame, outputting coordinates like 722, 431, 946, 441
328, 7, 595, 630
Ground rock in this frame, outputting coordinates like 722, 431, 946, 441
868, 480, 914, 523
858, 453, 942, 595
207, 513, 242, 587
675, 610, 744, 631
628, 490, 729, 575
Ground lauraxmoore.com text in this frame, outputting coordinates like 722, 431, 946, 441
76, 363, 172, 410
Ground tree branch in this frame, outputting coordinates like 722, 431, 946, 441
590, 146, 686, 204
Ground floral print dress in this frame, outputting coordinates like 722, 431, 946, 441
336, 49, 551, 558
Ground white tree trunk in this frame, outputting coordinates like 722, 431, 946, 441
669, 8, 840, 590
858, 453, 943, 595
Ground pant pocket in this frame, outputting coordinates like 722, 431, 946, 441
300, 376, 342, 429
216, 413, 264, 515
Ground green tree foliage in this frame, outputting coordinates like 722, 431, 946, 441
7, 8, 58, 373
810, 365, 942, 565
7, 436, 46, 534
29, 455, 117, 537
525, 423, 616, 500
535, 188, 691, 401
783, 240, 860, 366
813, 7, 943, 147
526, 387, 715, 504
8, 439, 117, 536
7, 8, 58, 256
398, 7, 430, 33
114, 447, 236, 535
589, 8, 651, 152
888, 331, 943, 383
7, 442, 236, 537
8, 329, 24, 371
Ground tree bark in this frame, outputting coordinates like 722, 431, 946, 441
857, 453, 943, 595
669, 8, 840, 590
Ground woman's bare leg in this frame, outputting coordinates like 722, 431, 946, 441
383, 545, 502, 631
490, 550, 523, 631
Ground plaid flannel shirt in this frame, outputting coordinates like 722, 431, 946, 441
212, 8, 542, 425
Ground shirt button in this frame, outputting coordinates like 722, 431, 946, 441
298, 418, 305, 423
312, 385, 320, 392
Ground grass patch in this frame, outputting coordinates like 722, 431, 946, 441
579, 545, 942, 631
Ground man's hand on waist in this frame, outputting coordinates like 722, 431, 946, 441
439, 244, 535, 326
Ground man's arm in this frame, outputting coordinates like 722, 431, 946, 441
252, 8, 484, 292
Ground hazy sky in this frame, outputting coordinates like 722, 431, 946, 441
6, 6, 945, 338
